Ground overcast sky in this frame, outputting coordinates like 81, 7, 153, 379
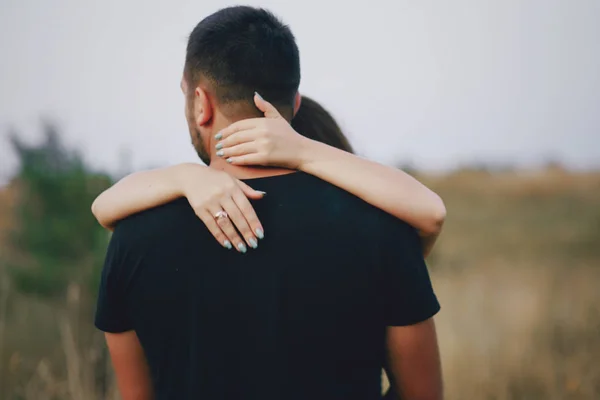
1, 0, 599, 181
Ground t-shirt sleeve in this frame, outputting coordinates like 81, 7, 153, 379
382, 219, 440, 326
94, 223, 136, 333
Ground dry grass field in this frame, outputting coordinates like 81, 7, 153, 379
421, 169, 600, 399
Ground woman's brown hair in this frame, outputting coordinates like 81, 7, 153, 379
291, 95, 354, 154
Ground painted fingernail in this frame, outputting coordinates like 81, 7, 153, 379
216, 150, 224, 157
226, 158, 233, 163
254, 91, 263, 100
237, 243, 247, 253
223, 240, 232, 249
257, 191, 267, 196
249, 238, 258, 249
255, 228, 264, 239
215, 142, 223, 150
215, 132, 223, 140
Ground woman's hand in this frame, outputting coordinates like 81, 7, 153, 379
214, 93, 310, 169
175, 163, 266, 253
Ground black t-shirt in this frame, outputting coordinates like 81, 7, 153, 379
95, 172, 440, 400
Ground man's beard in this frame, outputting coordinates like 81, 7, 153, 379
192, 127, 211, 165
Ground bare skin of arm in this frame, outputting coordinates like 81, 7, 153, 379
92, 167, 186, 231
385, 318, 443, 400
92, 155, 443, 256
105, 331, 154, 400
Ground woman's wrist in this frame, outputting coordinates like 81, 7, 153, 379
296, 136, 324, 171
172, 163, 206, 197
297, 137, 340, 173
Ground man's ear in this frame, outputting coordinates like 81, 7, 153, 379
194, 86, 213, 127
293, 92, 302, 117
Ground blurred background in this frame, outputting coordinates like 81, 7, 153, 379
0, 0, 599, 399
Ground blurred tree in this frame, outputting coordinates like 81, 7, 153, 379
5, 122, 114, 398
7, 123, 112, 297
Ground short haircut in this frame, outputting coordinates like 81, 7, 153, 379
185, 6, 301, 115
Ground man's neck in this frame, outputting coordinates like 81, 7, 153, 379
206, 117, 295, 180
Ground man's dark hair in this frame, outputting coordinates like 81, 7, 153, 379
185, 6, 300, 116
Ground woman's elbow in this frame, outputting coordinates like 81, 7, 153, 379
91, 198, 100, 219
91, 197, 112, 230
424, 196, 446, 235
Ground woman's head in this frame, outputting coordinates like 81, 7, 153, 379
291, 95, 354, 154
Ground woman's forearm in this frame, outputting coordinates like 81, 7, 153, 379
298, 139, 446, 254
91, 165, 188, 230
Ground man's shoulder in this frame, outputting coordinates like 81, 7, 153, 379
289, 174, 418, 244
291, 173, 378, 211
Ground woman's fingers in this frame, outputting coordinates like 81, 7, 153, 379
216, 142, 257, 160
253, 92, 282, 119
216, 119, 261, 141
220, 197, 258, 250
196, 209, 233, 250
224, 154, 265, 166
216, 129, 262, 151
231, 189, 264, 240
207, 204, 247, 253
237, 180, 266, 200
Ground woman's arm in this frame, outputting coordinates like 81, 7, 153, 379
91, 164, 266, 253
92, 166, 185, 230
217, 94, 446, 256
